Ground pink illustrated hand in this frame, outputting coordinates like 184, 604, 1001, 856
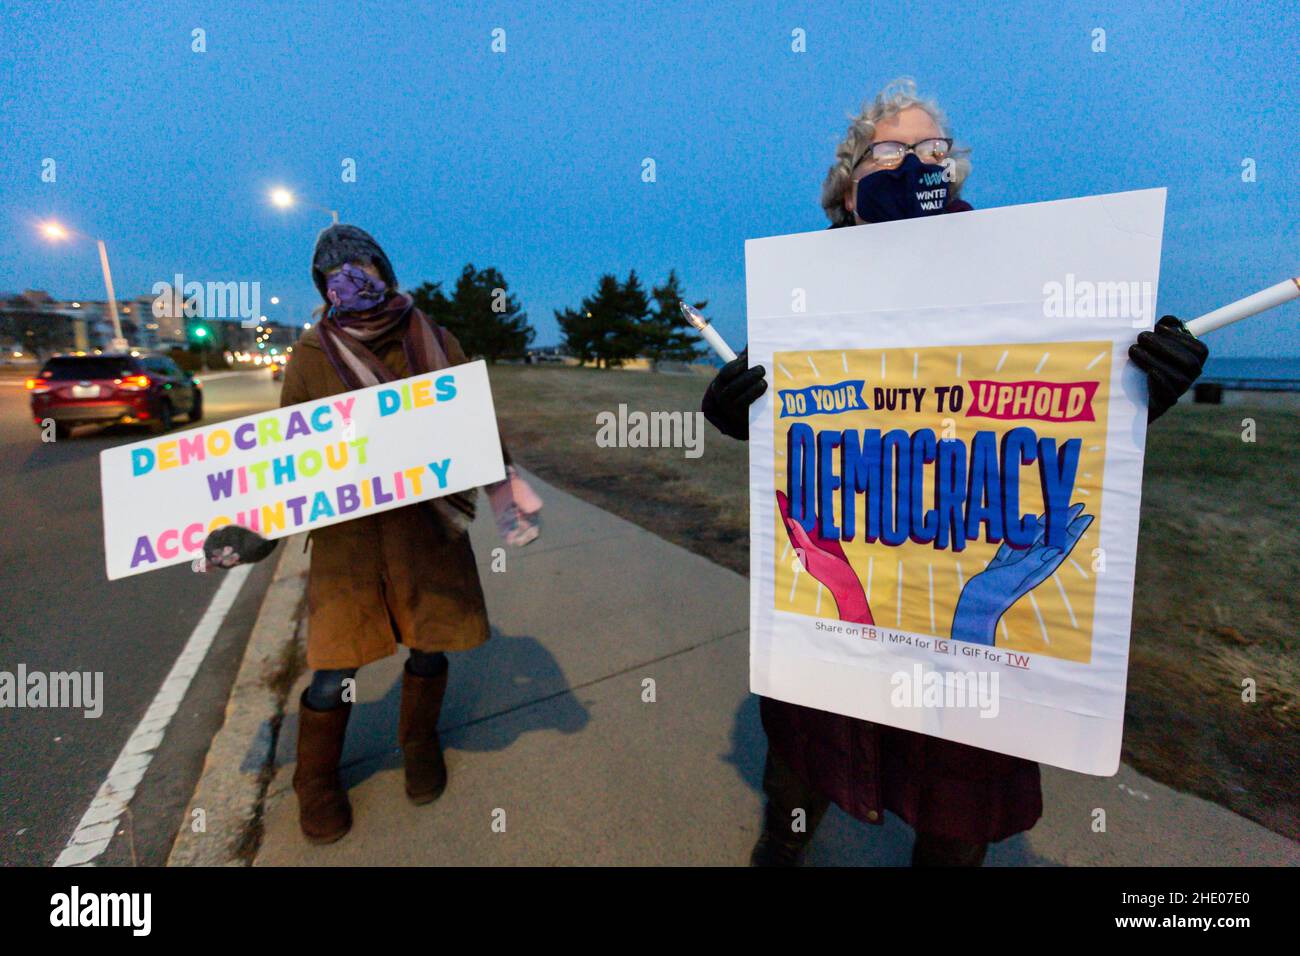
776, 491, 873, 625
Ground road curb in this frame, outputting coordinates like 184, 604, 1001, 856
166, 536, 310, 866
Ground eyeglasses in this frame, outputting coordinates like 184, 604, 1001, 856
857, 137, 954, 172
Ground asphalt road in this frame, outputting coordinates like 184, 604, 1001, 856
0, 369, 284, 866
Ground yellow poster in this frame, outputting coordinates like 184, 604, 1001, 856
771, 340, 1112, 664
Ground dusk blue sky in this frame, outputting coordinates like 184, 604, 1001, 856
2, 0, 1296, 355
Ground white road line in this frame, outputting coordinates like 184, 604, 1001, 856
54, 563, 253, 867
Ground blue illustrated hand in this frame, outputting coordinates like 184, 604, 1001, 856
950, 504, 1093, 645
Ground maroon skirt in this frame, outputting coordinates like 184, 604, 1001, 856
760, 695, 1043, 844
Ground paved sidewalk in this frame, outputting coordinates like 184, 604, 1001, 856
251, 473, 1299, 866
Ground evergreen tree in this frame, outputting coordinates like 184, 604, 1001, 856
443, 265, 534, 363
557, 271, 646, 368
558, 269, 710, 369
555, 300, 599, 366
408, 280, 454, 329
643, 270, 707, 367
610, 270, 650, 366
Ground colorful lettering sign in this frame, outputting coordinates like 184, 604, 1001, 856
100, 361, 505, 579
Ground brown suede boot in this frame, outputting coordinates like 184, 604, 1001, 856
292, 692, 353, 844
398, 660, 449, 805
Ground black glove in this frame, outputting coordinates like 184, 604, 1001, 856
701, 347, 767, 441
203, 524, 279, 569
1128, 315, 1208, 423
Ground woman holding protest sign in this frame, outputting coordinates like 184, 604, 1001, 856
702, 78, 1208, 866
204, 224, 542, 844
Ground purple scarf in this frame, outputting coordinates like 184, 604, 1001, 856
316, 292, 449, 390
316, 292, 481, 531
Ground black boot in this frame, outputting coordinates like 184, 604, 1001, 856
749, 750, 831, 866
911, 832, 988, 867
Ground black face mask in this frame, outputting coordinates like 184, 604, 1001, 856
854, 152, 950, 224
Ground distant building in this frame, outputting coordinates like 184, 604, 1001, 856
1, 289, 158, 355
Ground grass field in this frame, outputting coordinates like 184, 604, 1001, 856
487, 363, 1299, 840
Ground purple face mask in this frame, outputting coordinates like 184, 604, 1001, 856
326, 262, 388, 313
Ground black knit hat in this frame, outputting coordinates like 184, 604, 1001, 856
310, 224, 398, 302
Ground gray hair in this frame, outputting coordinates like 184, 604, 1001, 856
820, 77, 972, 226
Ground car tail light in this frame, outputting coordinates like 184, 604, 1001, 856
26, 377, 51, 393
119, 374, 152, 390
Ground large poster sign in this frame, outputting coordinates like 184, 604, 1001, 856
100, 361, 506, 580
746, 190, 1165, 775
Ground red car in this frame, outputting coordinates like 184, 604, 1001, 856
28, 353, 202, 439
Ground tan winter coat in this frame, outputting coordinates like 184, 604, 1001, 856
279, 323, 490, 669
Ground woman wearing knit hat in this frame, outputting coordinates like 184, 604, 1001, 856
204, 223, 542, 844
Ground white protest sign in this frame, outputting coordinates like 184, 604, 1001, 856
747, 189, 1165, 776
100, 361, 506, 580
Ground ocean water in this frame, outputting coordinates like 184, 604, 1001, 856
1201, 356, 1300, 385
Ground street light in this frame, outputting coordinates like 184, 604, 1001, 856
38, 219, 128, 352
267, 186, 339, 224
